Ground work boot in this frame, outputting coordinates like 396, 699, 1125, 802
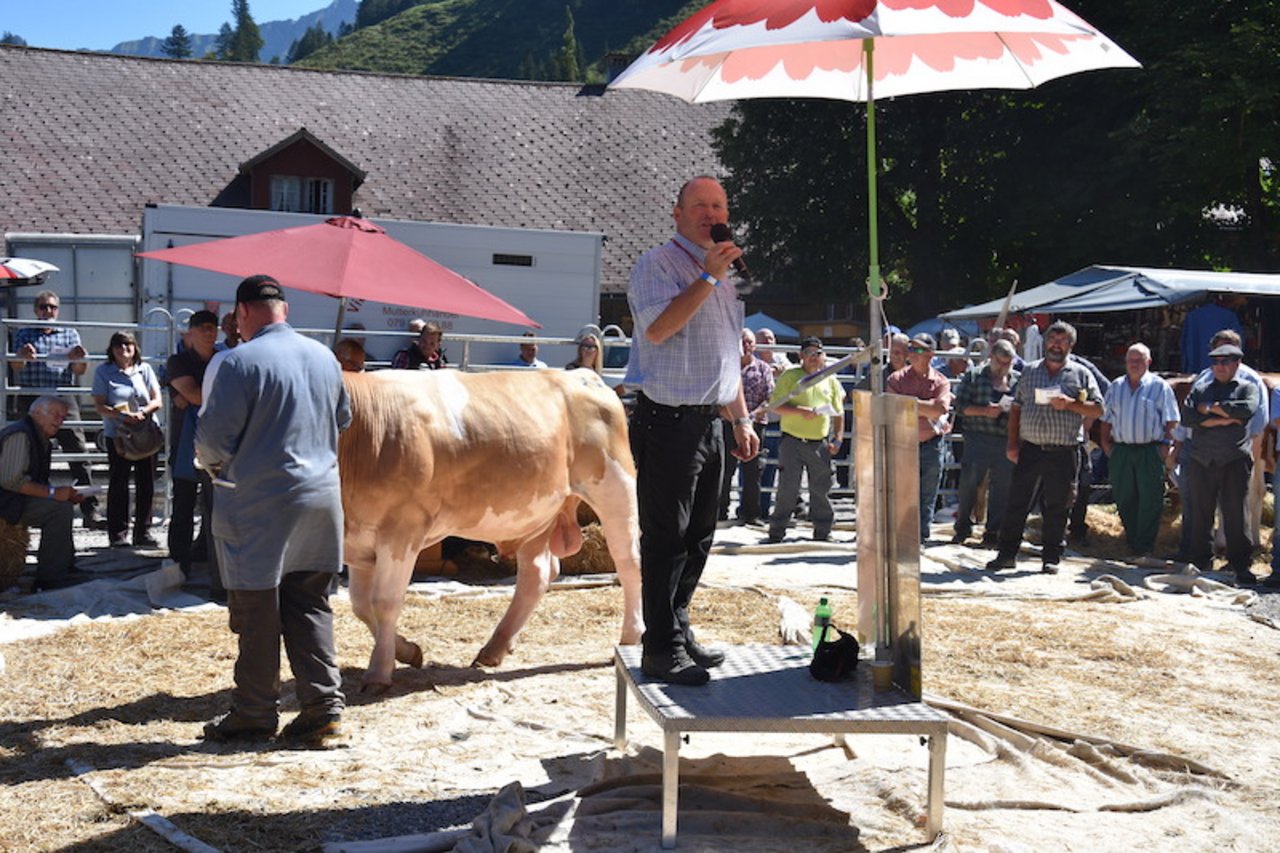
202, 709, 277, 743
279, 711, 342, 746
986, 554, 1016, 571
641, 648, 709, 686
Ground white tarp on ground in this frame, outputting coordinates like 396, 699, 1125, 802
942, 265, 1280, 320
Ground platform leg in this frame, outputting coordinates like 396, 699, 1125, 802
661, 729, 679, 849
613, 657, 627, 751
926, 732, 946, 840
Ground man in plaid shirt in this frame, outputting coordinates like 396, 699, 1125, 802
8, 290, 99, 527
718, 328, 774, 525
951, 339, 1020, 547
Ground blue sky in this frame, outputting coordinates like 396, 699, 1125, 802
4, 1, 333, 51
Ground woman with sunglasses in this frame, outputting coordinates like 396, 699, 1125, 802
566, 332, 603, 374
92, 331, 162, 548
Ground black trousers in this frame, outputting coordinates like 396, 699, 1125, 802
105, 441, 154, 540
226, 571, 344, 725
631, 397, 724, 657
1185, 455, 1253, 572
996, 442, 1078, 564
718, 420, 766, 522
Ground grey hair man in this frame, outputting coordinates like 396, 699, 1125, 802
951, 339, 1020, 546
0, 395, 86, 589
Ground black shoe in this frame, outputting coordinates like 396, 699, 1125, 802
979, 534, 1000, 548
109, 535, 129, 549
133, 532, 160, 548
763, 532, 784, 544
202, 710, 277, 743
950, 531, 970, 545
279, 711, 342, 745
813, 531, 831, 542
641, 649, 710, 686
685, 639, 725, 669
1234, 570, 1257, 588
986, 555, 1016, 571
1041, 562, 1061, 575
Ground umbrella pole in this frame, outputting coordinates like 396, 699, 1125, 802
862, 37, 892, 659
333, 300, 346, 348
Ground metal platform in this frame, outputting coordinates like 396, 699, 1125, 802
613, 644, 948, 848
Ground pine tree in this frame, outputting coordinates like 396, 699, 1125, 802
213, 23, 235, 59
1, 31, 28, 46
555, 6, 582, 82
228, 0, 264, 63
287, 23, 334, 65
161, 25, 193, 59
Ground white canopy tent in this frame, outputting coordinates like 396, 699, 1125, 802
942, 266, 1280, 320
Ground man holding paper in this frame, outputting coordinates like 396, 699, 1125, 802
950, 339, 1020, 547
987, 321, 1102, 575
765, 336, 845, 543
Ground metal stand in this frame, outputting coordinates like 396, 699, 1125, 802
613, 644, 948, 849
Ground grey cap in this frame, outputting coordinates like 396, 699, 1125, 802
1208, 343, 1243, 358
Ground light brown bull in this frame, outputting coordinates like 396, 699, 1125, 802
339, 369, 643, 691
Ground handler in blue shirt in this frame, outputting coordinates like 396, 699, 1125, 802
197, 275, 352, 745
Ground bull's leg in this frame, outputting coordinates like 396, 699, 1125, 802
347, 542, 422, 692
583, 470, 644, 646
473, 540, 559, 668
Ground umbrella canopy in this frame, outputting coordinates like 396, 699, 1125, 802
610, 1, 1138, 103
137, 215, 539, 328
0, 257, 59, 285
744, 310, 801, 340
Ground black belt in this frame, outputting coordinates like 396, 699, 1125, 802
636, 392, 720, 416
786, 435, 830, 444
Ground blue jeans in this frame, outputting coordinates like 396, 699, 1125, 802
953, 431, 1013, 539
918, 435, 944, 539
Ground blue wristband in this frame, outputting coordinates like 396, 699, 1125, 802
699, 271, 719, 287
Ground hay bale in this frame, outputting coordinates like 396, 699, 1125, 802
560, 522, 616, 575
0, 520, 30, 590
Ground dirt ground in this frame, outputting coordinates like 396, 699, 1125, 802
2, 513, 1279, 851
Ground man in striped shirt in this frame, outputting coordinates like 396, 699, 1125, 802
1099, 344, 1179, 556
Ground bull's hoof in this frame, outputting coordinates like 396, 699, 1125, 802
396, 643, 424, 669
471, 644, 507, 669
359, 680, 392, 696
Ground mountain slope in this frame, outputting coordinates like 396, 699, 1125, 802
297, 0, 709, 78
111, 0, 357, 62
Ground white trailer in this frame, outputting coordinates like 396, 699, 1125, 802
138, 204, 605, 366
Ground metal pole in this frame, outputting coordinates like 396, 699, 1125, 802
863, 38, 893, 657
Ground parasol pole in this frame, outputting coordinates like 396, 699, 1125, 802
862, 36, 892, 659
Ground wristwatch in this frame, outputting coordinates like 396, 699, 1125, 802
733, 416, 752, 427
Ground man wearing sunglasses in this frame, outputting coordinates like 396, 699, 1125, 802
8, 290, 100, 529
1179, 343, 1260, 586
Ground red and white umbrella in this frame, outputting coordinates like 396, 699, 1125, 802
0, 257, 59, 285
611, 0, 1138, 103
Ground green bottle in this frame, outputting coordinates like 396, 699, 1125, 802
812, 596, 833, 652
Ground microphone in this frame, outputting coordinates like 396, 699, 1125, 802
709, 223, 750, 281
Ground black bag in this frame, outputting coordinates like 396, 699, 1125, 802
809, 627, 860, 682
114, 417, 164, 461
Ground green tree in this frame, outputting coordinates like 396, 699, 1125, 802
227, 0, 264, 63
287, 23, 334, 64
212, 22, 235, 59
554, 5, 585, 82
161, 24, 193, 59
1, 31, 27, 46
